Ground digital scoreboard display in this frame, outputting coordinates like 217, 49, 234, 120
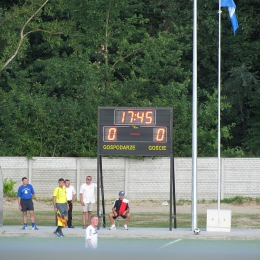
98, 107, 173, 156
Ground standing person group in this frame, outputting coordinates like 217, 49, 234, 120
80, 176, 97, 229
65, 179, 76, 228
17, 177, 38, 230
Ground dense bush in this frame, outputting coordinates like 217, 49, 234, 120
3, 178, 17, 197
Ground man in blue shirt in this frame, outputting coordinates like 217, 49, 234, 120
17, 177, 38, 230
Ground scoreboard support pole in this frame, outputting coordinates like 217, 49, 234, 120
100, 156, 106, 227
97, 156, 106, 228
170, 152, 177, 230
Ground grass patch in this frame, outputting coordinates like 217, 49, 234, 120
197, 199, 206, 204
221, 196, 253, 204
3, 211, 207, 228
176, 199, 191, 206
3, 196, 260, 229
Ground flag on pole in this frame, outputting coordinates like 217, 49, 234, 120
221, 0, 239, 35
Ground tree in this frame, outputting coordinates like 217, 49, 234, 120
223, 64, 260, 155
0, 0, 55, 71
0, 0, 260, 157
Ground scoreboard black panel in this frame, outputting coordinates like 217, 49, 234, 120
98, 107, 173, 156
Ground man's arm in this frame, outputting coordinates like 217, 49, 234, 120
87, 239, 94, 249
112, 201, 118, 216
80, 193, 84, 205
72, 186, 76, 202
122, 205, 130, 216
52, 196, 57, 212
31, 185, 35, 199
72, 193, 76, 202
17, 197, 21, 210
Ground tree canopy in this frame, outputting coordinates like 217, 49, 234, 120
0, 0, 259, 157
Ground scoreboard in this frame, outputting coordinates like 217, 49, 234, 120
98, 107, 173, 156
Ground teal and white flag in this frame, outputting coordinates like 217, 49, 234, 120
221, 0, 239, 34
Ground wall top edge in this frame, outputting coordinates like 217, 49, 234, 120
1, 156, 260, 159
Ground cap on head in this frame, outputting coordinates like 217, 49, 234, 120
58, 178, 65, 182
119, 190, 124, 196
22, 177, 27, 181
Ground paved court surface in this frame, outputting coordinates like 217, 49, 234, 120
1, 226, 260, 260
0, 225, 260, 239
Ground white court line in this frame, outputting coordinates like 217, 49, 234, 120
158, 239, 182, 250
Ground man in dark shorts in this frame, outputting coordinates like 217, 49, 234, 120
17, 177, 38, 230
109, 190, 130, 230
53, 178, 69, 237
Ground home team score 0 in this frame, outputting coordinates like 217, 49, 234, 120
98, 107, 173, 156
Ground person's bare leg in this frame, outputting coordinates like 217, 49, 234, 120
29, 210, 35, 223
125, 213, 131, 225
109, 212, 115, 225
88, 211, 92, 225
82, 212, 87, 227
23, 211, 27, 224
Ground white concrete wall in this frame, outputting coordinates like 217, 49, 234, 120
0, 157, 260, 201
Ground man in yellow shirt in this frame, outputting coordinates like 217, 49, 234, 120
53, 178, 69, 237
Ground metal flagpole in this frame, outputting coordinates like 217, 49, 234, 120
218, 1, 222, 212
191, 0, 198, 231
0, 167, 3, 226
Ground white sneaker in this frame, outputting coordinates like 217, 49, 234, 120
32, 225, 39, 230
22, 225, 27, 230
109, 225, 116, 230
124, 224, 128, 230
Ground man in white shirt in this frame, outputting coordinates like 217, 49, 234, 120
64, 179, 76, 228
80, 176, 97, 228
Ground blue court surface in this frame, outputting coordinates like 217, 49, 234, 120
1, 236, 260, 260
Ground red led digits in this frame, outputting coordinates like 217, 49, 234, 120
105, 127, 117, 141
115, 109, 155, 125
121, 112, 126, 123
128, 111, 134, 123
145, 111, 153, 124
156, 128, 166, 142
136, 112, 144, 123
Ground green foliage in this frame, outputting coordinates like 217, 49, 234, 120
176, 199, 191, 206
0, 0, 259, 157
222, 64, 260, 156
197, 199, 206, 204
3, 178, 17, 197
222, 146, 245, 157
221, 196, 253, 204
255, 198, 260, 204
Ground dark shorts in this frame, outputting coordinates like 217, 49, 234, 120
113, 214, 127, 220
56, 203, 68, 217
21, 199, 34, 212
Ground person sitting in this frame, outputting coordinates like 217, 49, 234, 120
109, 190, 130, 230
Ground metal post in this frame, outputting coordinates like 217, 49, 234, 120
97, 155, 100, 229
100, 156, 106, 227
0, 167, 3, 226
192, 0, 198, 231
170, 156, 173, 230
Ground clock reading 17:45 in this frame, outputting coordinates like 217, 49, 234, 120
115, 109, 155, 125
